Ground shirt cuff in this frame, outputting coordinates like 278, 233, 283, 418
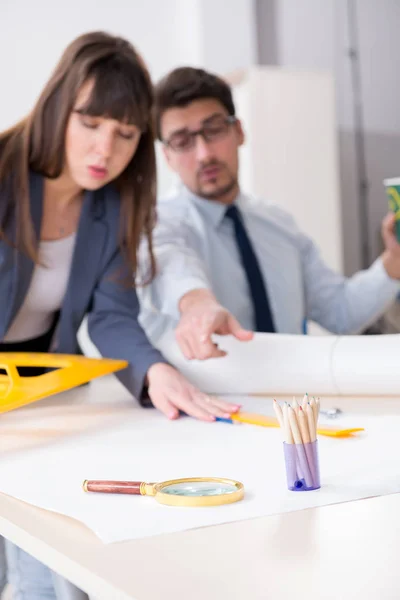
372, 257, 400, 295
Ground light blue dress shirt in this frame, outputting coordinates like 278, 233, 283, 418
138, 186, 399, 342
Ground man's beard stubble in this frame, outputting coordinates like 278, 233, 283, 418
195, 161, 238, 201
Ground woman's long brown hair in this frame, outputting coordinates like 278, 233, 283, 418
0, 31, 156, 281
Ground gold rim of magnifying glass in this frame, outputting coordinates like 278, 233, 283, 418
153, 477, 245, 507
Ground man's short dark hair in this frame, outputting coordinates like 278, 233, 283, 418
154, 67, 236, 140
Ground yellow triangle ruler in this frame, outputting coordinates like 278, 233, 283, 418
0, 353, 128, 414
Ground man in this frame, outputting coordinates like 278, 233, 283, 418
139, 67, 400, 360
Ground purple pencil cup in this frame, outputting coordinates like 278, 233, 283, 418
283, 441, 320, 491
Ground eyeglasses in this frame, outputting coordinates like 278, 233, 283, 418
163, 115, 237, 153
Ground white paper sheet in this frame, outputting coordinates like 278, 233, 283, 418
157, 331, 400, 396
0, 393, 398, 543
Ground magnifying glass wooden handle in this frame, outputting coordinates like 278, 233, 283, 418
83, 477, 244, 506
83, 480, 143, 494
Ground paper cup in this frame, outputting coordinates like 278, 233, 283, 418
383, 177, 400, 242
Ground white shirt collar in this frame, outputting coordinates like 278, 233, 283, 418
183, 186, 246, 228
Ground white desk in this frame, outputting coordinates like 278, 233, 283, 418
0, 380, 399, 600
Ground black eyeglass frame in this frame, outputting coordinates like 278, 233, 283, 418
163, 115, 238, 152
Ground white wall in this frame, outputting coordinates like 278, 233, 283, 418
0, 0, 257, 195
353, 0, 400, 263
233, 67, 343, 273
270, 0, 361, 276
258, 0, 400, 276
356, 0, 400, 133
199, 0, 257, 74
0, 0, 175, 131
275, 0, 336, 72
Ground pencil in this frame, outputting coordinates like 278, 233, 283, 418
288, 405, 313, 488
288, 406, 303, 443
273, 399, 284, 428
310, 397, 318, 426
306, 402, 316, 442
315, 397, 320, 420
299, 406, 317, 487
282, 402, 294, 444
292, 396, 300, 415
298, 406, 310, 444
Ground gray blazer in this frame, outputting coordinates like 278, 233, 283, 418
0, 171, 165, 399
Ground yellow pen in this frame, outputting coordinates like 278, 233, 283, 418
219, 412, 364, 438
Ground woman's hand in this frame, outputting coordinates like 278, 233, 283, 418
146, 362, 240, 421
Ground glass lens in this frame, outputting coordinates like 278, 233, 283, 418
167, 132, 193, 152
160, 480, 237, 497
203, 121, 230, 142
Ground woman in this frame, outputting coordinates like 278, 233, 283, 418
0, 31, 239, 599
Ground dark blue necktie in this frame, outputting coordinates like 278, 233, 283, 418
225, 205, 275, 332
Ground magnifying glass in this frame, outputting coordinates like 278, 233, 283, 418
83, 477, 244, 507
